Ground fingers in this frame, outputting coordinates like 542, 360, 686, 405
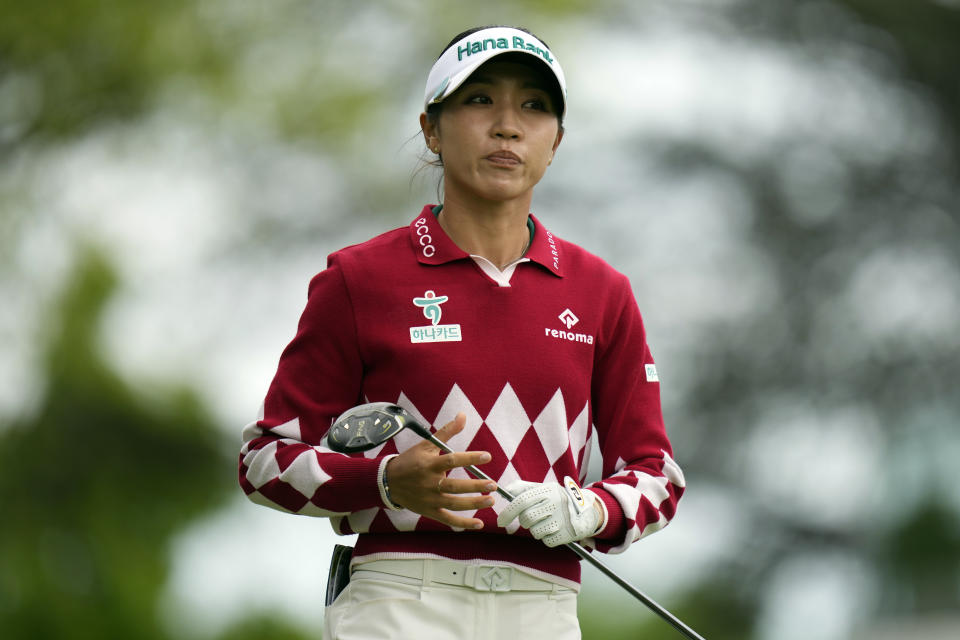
443, 493, 496, 511
432, 510, 486, 530
437, 476, 497, 495
527, 511, 561, 537
495, 482, 554, 528
422, 412, 491, 473
423, 494, 495, 531
496, 492, 532, 527
432, 412, 466, 444
437, 451, 492, 472
384, 411, 501, 531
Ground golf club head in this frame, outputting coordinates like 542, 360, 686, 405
324, 402, 428, 453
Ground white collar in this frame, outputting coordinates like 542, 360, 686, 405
469, 254, 530, 287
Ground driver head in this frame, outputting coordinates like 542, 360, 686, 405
324, 403, 414, 453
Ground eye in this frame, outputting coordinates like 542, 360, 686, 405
465, 93, 492, 105
523, 98, 549, 111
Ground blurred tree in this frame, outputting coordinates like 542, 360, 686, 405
668, 0, 960, 633
0, 246, 241, 639
2, 1, 958, 638
215, 615, 317, 640
880, 499, 960, 615
579, 577, 754, 640
838, 0, 960, 164
0, 0, 230, 152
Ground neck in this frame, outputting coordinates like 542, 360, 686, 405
438, 193, 532, 270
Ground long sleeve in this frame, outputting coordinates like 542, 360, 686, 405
235, 212, 686, 584
584, 278, 685, 554
238, 259, 386, 516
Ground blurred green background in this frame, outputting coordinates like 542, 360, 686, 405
2, 1, 959, 639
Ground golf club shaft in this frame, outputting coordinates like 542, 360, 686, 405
427, 433, 707, 640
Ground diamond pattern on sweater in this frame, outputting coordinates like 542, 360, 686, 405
347, 507, 378, 532
578, 434, 594, 484
245, 441, 281, 489
628, 471, 671, 509
606, 478, 644, 521
309, 384, 596, 535
640, 512, 669, 538
393, 384, 590, 492
569, 404, 590, 468
485, 383, 531, 459
361, 442, 387, 459
299, 500, 337, 517
386, 508, 421, 532
278, 447, 331, 498
436, 383, 487, 455
662, 451, 686, 488
273, 417, 302, 441
395, 391, 431, 454
247, 384, 599, 537
493, 461, 522, 534
512, 427, 552, 484
533, 388, 569, 465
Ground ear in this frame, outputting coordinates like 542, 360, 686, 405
548, 127, 564, 165
420, 112, 438, 152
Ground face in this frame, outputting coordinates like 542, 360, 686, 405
420, 58, 564, 206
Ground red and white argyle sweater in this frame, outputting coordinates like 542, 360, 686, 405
239, 205, 685, 587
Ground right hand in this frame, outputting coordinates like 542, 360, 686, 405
385, 412, 497, 529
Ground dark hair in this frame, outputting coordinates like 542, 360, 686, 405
425, 25, 565, 127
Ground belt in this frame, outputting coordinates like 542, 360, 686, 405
352, 559, 572, 594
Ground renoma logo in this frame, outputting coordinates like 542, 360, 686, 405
545, 308, 593, 345
558, 309, 579, 329
410, 290, 462, 344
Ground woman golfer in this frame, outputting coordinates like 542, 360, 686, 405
239, 25, 685, 639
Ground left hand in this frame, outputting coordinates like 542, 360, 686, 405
496, 476, 602, 547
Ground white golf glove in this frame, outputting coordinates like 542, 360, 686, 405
496, 476, 603, 548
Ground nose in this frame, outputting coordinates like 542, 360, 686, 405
491, 103, 522, 140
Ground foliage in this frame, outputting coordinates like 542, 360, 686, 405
0, 0, 231, 150
0, 247, 233, 639
215, 615, 315, 640
579, 579, 754, 639
1, 1, 959, 638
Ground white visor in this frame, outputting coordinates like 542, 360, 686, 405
423, 27, 567, 118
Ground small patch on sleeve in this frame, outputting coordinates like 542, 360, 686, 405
645, 364, 660, 382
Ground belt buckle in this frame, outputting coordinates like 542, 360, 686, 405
474, 566, 512, 592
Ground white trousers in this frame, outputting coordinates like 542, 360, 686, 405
323, 559, 581, 640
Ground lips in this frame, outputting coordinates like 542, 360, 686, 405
486, 150, 522, 166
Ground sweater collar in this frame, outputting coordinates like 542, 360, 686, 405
408, 205, 564, 277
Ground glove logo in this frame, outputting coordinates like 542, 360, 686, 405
564, 476, 587, 512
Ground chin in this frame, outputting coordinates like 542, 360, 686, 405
477, 190, 532, 204
475, 179, 536, 203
